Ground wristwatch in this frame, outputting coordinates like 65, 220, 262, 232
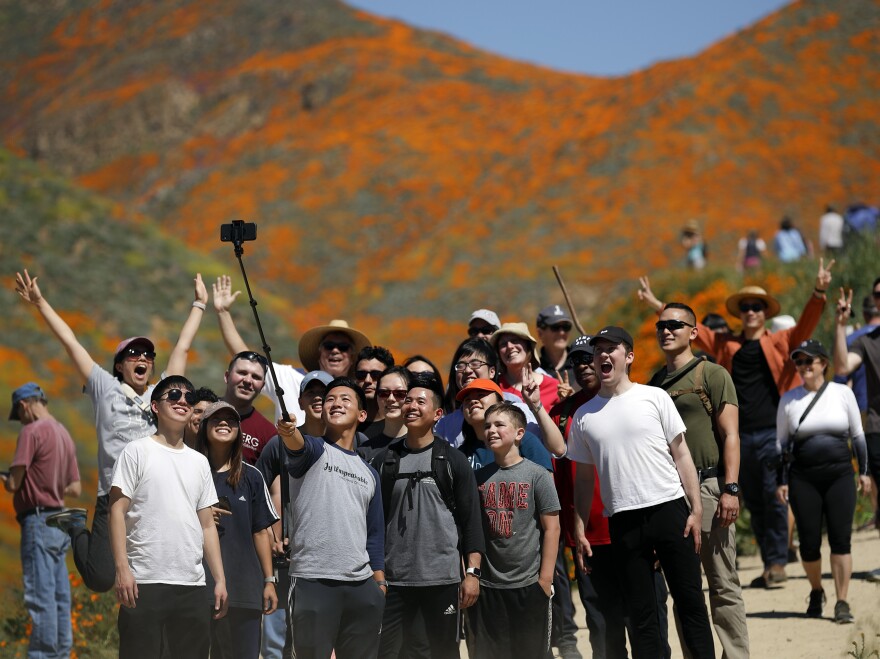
264, 576, 277, 584
723, 482, 740, 496
465, 567, 482, 580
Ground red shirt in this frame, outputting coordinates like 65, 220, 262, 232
548, 390, 610, 548
239, 408, 277, 465
500, 373, 561, 411
11, 416, 80, 515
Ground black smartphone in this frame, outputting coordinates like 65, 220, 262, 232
220, 221, 257, 243
217, 495, 232, 512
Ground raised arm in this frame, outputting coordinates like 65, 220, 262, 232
276, 419, 305, 452
521, 363, 566, 457
834, 287, 862, 376
637, 276, 665, 314
15, 270, 96, 383
165, 274, 208, 376
212, 275, 249, 356
669, 434, 702, 553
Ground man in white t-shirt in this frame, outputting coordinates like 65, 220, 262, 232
568, 326, 715, 659
109, 375, 227, 659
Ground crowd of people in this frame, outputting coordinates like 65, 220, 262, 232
4, 258, 879, 659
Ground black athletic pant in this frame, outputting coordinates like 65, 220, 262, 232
789, 464, 857, 562
118, 583, 210, 659
609, 498, 714, 659
550, 541, 581, 655
71, 494, 115, 592
467, 583, 552, 659
210, 607, 262, 659
378, 583, 460, 659
866, 433, 880, 485
289, 577, 385, 659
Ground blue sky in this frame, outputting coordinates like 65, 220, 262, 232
347, 1, 792, 76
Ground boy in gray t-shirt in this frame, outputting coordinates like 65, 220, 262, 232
469, 402, 560, 659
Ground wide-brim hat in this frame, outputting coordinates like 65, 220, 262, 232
725, 286, 781, 319
489, 322, 540, 369
298, 320, 371, 372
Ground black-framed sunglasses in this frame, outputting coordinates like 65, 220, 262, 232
160, 389, 198, 406
467, 325, 497, 337
793, 356, 817, 367
123, 347, 156, 361
570, 353, 593, 366
454, 359, 490, 372
355, 369, 384, 382
655, 319, 695, 332
321, 340, 352, 353
548, 322, 573, 332
233, 350, 268, 367
738, 302, 766, 313
377, 389, 408, 401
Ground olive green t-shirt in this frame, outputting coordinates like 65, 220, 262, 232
650, 358, 738, 471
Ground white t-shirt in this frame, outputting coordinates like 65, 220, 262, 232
777, 382, 864, 444
568, 384, 687, 516
111, 437, 218, 585
262, 362, 306, 425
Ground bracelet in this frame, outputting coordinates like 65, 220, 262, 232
813, 287, 826, 294
192, 301, 207, 310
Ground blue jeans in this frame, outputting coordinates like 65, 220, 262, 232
740, 427, 788, 569
20, 511, 73, 658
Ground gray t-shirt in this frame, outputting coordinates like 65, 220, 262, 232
87, 364, 156, 496
385, 445, 460, 586
475, 458, 560, 589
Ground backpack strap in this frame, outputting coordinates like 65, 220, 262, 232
376, 438, 457, 519
660, 357, 714, 417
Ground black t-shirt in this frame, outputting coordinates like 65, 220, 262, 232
206, 465, 278, 609
358, 432, 400, 462
731, 339, 779, 432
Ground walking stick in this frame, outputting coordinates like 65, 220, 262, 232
552, 265, 587, 336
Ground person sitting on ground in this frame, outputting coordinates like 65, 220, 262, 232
109, 376, 228, 658
212, 275, 371, 423
776, 339, 869, 624
355, 346, 396, 439
15, 269, 207, 593
491, 323, 561, 411
195, 401, 279, 659
468, 402, 560, 659
185, 388, 220, 449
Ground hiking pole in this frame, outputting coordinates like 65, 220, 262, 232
220, 220, 291, 423
552, 265, 587, 336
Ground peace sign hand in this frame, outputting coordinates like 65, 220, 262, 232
556, 369, 574, 400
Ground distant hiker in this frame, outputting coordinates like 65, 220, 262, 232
681, 219, 707, 270
819, 205, 845, 253
774, 216, 810, 263
15, 269, 206, 593
736, 230, 766, 271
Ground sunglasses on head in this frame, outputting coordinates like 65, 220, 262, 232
355, 369, 384, 381
161, 389, 198, 406
377, 389, 408, 401
123, 347, 156, 361
655, 319, 695, 332
234, 350, 268, 367
793, 356, 817, 367
468, 325, 497, 337
738, 302, 766, 313
570, 353, 593, 365
321, 340, 352, 353
454, 359, 490, 372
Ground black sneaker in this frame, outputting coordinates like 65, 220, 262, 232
834, 600, 854, 624
806, 589, 825, 618
45, 508, 88, 535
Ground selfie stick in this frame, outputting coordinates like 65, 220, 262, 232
552, 265, 587, 336
226, 222, 291, 423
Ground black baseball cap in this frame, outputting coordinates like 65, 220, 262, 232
589, 326, 634, 348
790, 339, 829, 361
568, 335, 594, 357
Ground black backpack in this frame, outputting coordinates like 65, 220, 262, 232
376, 438, 457, 521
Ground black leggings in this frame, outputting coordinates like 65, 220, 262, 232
72, 494, 115, 592
788, 465, 856, 562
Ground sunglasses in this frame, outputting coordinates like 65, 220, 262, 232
377, 389, 408, 401
123, 347, 156, 361
570, 353, 593, 366
321, 340, 352, 353
233, 350, 268, 367
738, 302, 766, 313
793, 356, 817, 367
355, 369, 384, 381
548, 323, 572, 332
655, 319, 695, 332
454, 359, 490, 372
873, 290, 880, 298
160, 389, 198, 406
467, 325, 497, 337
